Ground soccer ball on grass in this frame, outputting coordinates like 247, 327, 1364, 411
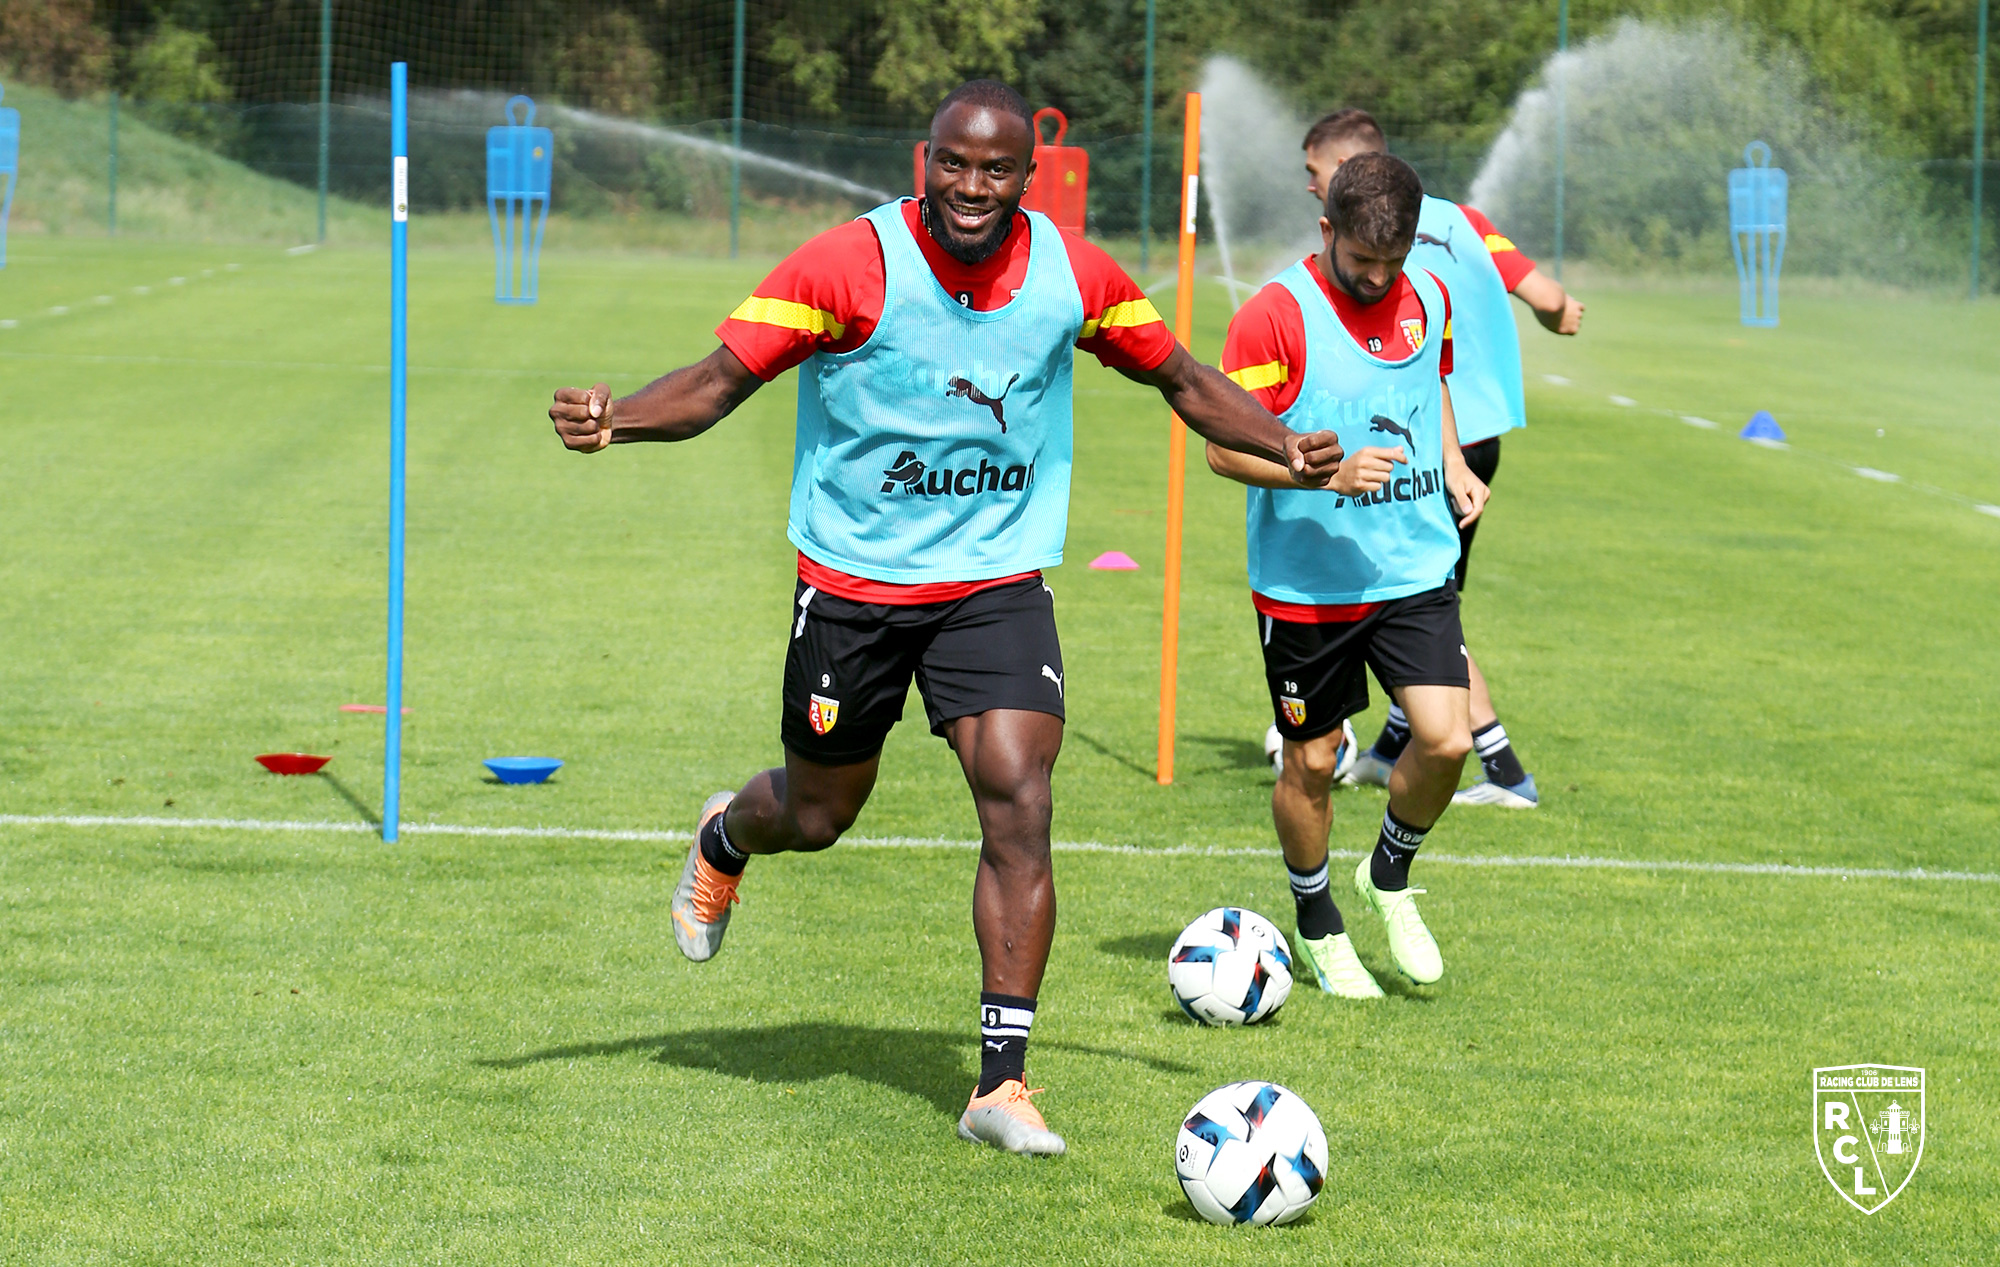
1167, 906, 1293, 1026
1175, 1080, 1328, 1225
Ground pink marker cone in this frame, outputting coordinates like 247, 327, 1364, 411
1089, 551, 1140, 571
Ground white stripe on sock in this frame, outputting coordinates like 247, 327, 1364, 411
1287, 861, 1330, 897
1380, 810, 1428, 851
981, 1004, 1034, 1033
1474, 723, 1511, 757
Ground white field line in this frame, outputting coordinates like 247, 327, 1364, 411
2, 813, 1993, 885
0, 351, 626, 378
1585, 382, 1997, 520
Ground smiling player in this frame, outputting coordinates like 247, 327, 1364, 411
549, 81, 1343, 1156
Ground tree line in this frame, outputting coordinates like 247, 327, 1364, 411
0, 0, 1990, 161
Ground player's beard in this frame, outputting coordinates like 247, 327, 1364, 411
1326, 243, 1399, 306
922, 193, 1016, 266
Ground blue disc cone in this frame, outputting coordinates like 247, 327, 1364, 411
1740, 410, 1785, 441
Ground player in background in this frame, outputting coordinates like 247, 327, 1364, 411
1303, 108, 1584, 809
1207, 153, 1487, 997
549, 81, 1343, 1156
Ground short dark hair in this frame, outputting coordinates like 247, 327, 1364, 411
1323, 152, 1423, 248
933, 80, 1034, 130
1304, 108, 1385, 156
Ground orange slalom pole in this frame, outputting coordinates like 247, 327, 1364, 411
1157, 92, 1200, 786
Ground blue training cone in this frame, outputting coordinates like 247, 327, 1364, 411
1739, 410, 1785, 441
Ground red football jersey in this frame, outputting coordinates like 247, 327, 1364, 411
1220, 255, 1452, 418
718, 200, 1173, 381
1458, 205, 1536, 291
717, 201, 1176, 603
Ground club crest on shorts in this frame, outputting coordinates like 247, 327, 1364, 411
1813, 1065, 1924, 1214
1280, 695, 1307, 727
808, 693, 840, 735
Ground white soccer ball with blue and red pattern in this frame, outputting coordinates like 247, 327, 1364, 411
1167, 906, 1293, 1026
1175, 1080, 1328, 1226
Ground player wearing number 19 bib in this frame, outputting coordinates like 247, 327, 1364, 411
1209, 154, 1489, 1000
548, 80, 1345, 1158
1303, 108, 1586, 809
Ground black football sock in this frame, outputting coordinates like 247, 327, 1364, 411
977, 993, 1036, 1095
1371, 703, 1412, 761
1472, 720, 1528, 787
1370, 807, 1430, 892
697, 807, 748, 876
1287, 859, 1344, 939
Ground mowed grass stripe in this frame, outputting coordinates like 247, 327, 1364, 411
5, 814, 1996, 884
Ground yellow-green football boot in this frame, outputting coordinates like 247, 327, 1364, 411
1298, 930, 1385, 999
1353, 856, 1443, 984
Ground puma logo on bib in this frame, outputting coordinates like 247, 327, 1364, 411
946, 373, 1021, 433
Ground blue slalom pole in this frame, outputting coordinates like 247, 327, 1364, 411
384, 62, 408, 843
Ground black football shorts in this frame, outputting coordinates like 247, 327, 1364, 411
781, 576, 1065, 765
1259, 583, 1469, 742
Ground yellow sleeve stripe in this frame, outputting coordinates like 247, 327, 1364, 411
1482, 233, 1518, 254
1225, 361, 1289, 392
1443, 318, 1453, 338
726, 296, 846, 339
1079, 296, 1163, 339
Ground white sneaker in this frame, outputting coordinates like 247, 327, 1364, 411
1339, 747, 1394, 788
1453, 774, 1539, 809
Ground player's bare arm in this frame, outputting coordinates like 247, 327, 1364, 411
1439, 381, 1488, 526
1206, 438, 1406, 496
548, 344, 763, 452
1127, 343, 1343, 486
1512, 267, 1584, 335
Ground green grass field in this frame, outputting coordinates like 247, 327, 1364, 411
2, 235, 1996, 1263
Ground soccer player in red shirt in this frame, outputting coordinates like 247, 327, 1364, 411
549, 81, 1343, 1156
1302, 109, 1584, 809
1210, 154, 1489, 998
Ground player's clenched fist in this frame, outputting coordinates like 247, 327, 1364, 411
550, 383, 615, 452
1283, 429, 1345, 488
1330, 445, 1406, 497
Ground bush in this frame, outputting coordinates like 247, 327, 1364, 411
0, 0, 109, 95
129, 23, 238, 152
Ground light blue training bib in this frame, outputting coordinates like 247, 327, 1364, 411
1245, 262, 1461, 605
1409, 196, 1526, 446
787, 200, 1085, 583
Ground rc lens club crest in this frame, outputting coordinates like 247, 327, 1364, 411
1813, 1065, 1924, 1214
